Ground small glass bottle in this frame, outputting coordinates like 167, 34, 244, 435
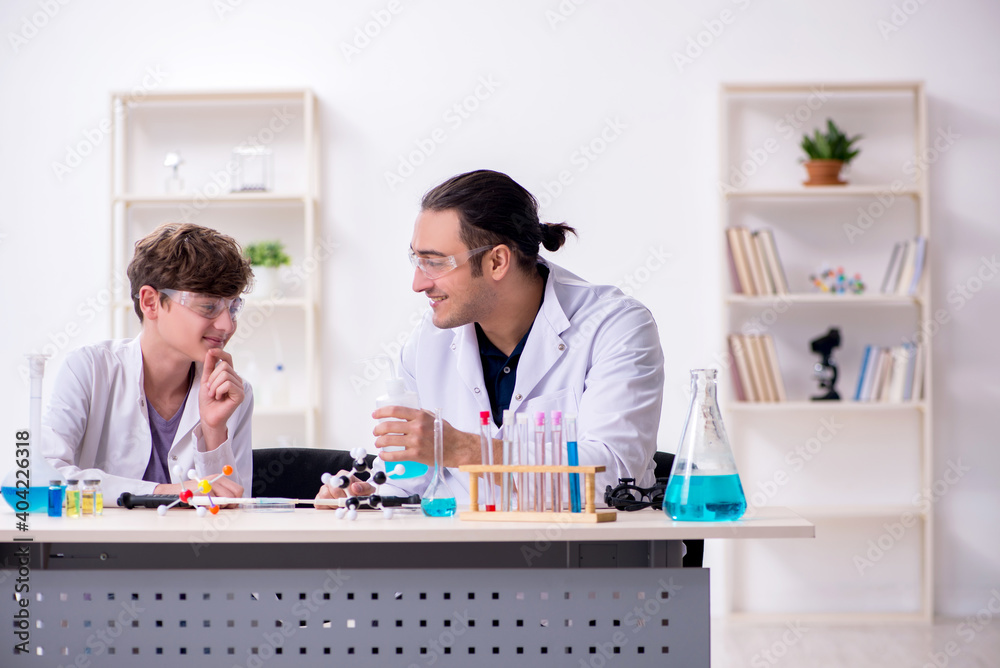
47, 481, 64, 518
65, 479, 81, 519
420, 409, 456, 517
664, 369, 747, 521
82, 480, 103, 516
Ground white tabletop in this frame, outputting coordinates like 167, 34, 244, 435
0, 506, 813, 544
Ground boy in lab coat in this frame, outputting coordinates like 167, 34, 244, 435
43, 223, 255, 502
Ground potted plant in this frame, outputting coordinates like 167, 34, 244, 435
245, 240, 292, 297
800, 119, 862, 186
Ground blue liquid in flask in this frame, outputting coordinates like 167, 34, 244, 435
420, 497, 457, 517
2, 486, 49, 514
664, 473, 746, 521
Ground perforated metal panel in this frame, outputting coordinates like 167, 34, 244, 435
5, 567, 709, 666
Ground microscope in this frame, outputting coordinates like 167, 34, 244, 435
810, 327, 841, 401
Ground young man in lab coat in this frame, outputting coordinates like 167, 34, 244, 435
318, 169, 664, 506
42, 223, 255, 503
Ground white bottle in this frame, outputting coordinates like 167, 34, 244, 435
375, 371, 428, 479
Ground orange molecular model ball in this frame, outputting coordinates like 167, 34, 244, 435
222, 465, 233, 476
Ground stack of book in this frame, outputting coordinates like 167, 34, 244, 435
727, 333, 787, 402
880, 236, 927, 296
726, 227, 789, 296
854, 343, 925, 402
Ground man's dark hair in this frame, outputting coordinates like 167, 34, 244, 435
421, 169, 577, 276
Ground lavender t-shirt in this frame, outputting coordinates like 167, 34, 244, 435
143, 403, 183, 484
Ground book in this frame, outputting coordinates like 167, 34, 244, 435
729, 334, 759, 402
747, 335, 776, 402
756, 229, 789, 294
860, 346, 884, 401
874, 348, 893, 402
753, 232, 776, 295
901, 342, 918, 401
854, 345, 873, 401
727, 335, 749, 401
726, 228, 753, 295
895, 240, 916, 296
741, 227, 769, 296
908, 236, 927, 296
761, 334, 786, 401
888, 346, 909, 403
880, 242, 904, 294
911, 342, 926, 401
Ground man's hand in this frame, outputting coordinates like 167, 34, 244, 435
314, 470, 375, 510
199, 349, 245, 450
372, 406, 480, 467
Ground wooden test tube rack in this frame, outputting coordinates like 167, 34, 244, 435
457, 464, 616, 523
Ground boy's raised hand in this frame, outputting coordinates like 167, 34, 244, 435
198, 348, 245, 450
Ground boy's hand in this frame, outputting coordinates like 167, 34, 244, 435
199, 349, 245, 450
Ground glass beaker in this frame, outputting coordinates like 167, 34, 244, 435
664, 369, 747, 521
421, 409, 456, 517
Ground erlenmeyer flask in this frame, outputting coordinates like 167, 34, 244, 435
2, 355, 65, 513
664, 369, 747, 521
421, 409, 456, 517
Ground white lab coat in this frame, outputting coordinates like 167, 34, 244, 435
41, 337, 254, 503
380, 260, 664, 505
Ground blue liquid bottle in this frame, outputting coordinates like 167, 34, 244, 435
664, 369, 747, 522
421, 409, 456, 517
376, 369, 429, 480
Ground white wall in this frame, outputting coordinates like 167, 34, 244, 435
0, 0, 996, 616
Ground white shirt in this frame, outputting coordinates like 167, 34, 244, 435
41, 337, 254, 502
379, 260, 665, 505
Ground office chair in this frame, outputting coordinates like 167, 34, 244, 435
251, 448, 376, 500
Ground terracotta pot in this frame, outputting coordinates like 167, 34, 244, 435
803, 159, 846, 186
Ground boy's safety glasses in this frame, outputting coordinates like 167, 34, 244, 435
159, 288, 245, 321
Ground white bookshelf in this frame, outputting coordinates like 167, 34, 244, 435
109, 89, 322, 450
719, 82, 932, 621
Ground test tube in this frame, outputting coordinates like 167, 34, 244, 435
534, 412, 546, 512
516, 414, 529, 511
551, 411, 563, 514
478, 411, 496, 511
565, 414, 582, 513
501, 410, 514, 512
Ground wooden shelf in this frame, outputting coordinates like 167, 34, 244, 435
725, 293, 920, 306
726, 401, 926, 412
723, 185, 920, 199
116, 193, 311, 206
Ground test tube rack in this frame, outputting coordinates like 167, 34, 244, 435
458, 464, 616, 523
